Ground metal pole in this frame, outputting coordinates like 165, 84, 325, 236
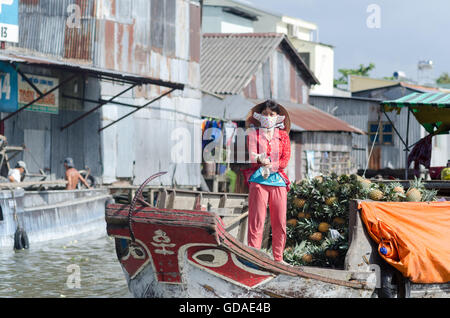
14, 66, 44, 97
382, 108, 408, 148
98, 88, 175, 132
62, 94, 141, 109
1, 74, 78, 123
405, 108, 411, 180
60, 83, 138, 131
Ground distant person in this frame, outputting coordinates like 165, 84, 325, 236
64, 157, 91, 190
8, 161, 27, 183
441, 160, 450, 181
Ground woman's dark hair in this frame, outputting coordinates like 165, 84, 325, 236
245, 99, 291, 133
254, 99, 281, 114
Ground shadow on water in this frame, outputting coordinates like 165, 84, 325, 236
0, 227, 131, 298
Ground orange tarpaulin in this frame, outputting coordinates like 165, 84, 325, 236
358, 201, 450, 284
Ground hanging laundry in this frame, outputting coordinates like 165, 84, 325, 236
223, 121, 237, 147
202, 119, 222, 150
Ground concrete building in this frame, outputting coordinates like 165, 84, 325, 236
0, 0, 203, 187
201, 0, 335, 96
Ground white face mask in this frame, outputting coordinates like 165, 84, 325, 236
253, 112, 285, 130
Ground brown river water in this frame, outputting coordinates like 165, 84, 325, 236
0, 226, 131, 298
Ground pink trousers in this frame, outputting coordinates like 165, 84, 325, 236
247, 182, 287, 262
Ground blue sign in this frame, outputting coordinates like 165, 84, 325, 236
0, 61, 18, 112
0, 0, 19, 43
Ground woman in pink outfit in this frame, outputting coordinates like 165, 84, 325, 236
242, 100, 291, 262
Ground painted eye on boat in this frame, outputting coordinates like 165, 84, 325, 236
192, 249, 228, 268
130, 245, 146, 259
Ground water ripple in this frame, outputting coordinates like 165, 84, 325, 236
0, 231, 131, 298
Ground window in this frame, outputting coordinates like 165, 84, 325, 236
299, 52, 310, 68
303, 151, 353, 177
368, 122, 394, 145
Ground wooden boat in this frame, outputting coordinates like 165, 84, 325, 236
106, 173, 378, 298
0, 182, 111, 249
0, 135, 111, 249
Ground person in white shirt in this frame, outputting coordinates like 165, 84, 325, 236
8, 161, 27, 183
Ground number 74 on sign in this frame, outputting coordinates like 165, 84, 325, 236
0, 65, 18, 113
0, 72, 11, 100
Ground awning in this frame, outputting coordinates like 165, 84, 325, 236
0, 52, 184, 88
0, 52, 185, 131
381, 92, 450, 135
379, 92, 450, 179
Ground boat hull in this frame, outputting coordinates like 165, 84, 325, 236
121, 243, 375, 298
106, 203, 376, 298
0, 188, 111, 248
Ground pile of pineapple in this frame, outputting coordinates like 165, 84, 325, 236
283, 174, 438, 268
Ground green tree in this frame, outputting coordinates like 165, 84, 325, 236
436, 72, 450, 84
334, 63, 375, 87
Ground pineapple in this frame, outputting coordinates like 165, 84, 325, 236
406, 177, 424, 202
293, 197, 306, 208
406, 188, 422, 202
297, 212, 306, 219
296, 219, 319, 240
383, 182, 406, 202
357, 176, 372, 190
325, 249, 339, 259
284, 246, 293, 253
333, 217, 346, 225
422, 189, 438, 202
302, 254, 313, 263
284, 173, 357, 268
406, 177, 438, 202
309, 232, 323, 242
314, 176, 324, 183
318, 222, 330, 233
325, 196, 337, 206
297, 212, 311, 219
393, 184, 405, 195
283, 241, 316, 266
369, 188, 384, 201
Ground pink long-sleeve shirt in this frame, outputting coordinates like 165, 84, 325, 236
243, 128, 291, 191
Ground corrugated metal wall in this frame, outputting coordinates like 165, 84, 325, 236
4, 0, 202, 186
309, 95, 422, 171
95, 0, 203, 186
13, 0, 96, 60
242, 47, 309, 104
2, 64, 102, 180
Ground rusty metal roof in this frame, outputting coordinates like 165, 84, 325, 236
201, 94, 364, 134
249, 99, 364, 134
0, 51, 185, 89
201, 33, 319, 95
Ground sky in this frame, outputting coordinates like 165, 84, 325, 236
244, 0, 450, 84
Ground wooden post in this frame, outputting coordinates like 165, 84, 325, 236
148, 189, 155, 206
128, 189, 136, 203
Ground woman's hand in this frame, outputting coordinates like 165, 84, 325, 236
260, 158, 271, 166
253, 152, 270, 166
